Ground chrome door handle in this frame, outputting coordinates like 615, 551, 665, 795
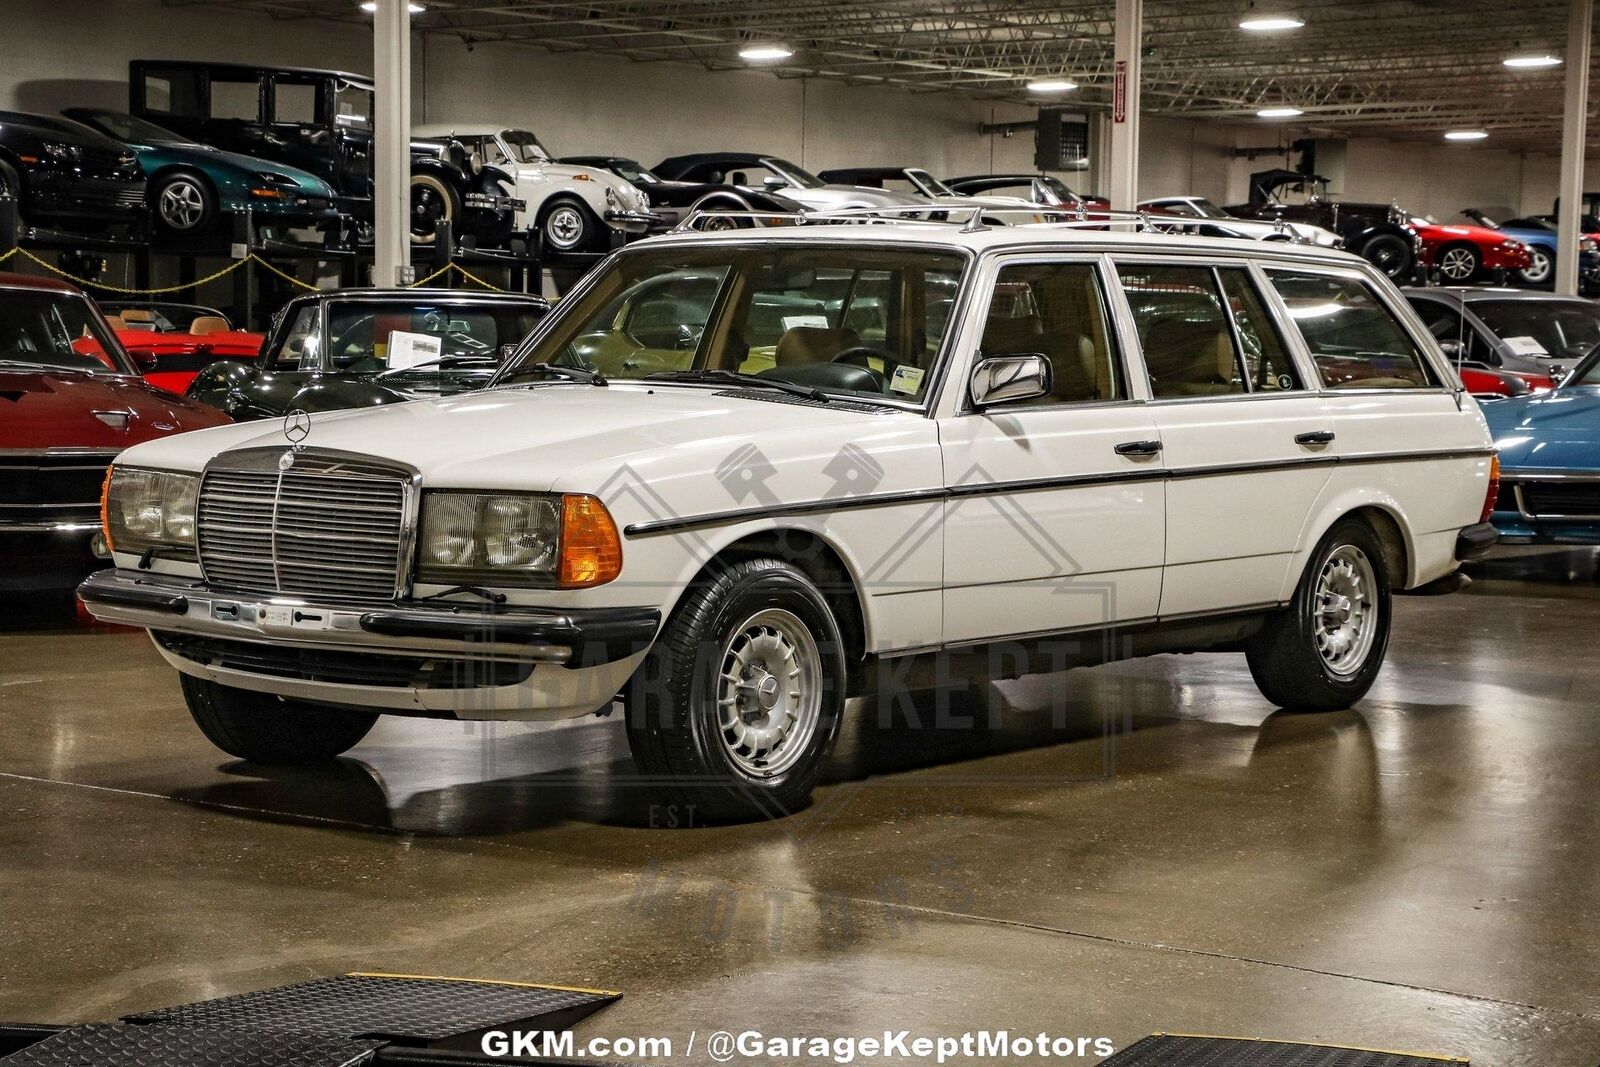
1294, 430, 1337, 446
1114, 439, 1163, 457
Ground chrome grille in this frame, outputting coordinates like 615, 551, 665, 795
197, 451, 411, 601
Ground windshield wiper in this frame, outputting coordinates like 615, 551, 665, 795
513, 362, 608, 387
647, 368, 830, 403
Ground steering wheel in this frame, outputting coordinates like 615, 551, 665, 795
830, 345, 900, 391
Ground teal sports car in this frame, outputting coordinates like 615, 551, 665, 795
61, 108, 339, 239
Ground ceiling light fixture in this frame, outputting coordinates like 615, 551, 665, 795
1444, 130, 1489, 141
359, 2, 426, 11
1503, 54, 1562, 68
739, 44, 794, 61
1027, 79, 1079, 93
1239, 15, 1304, 31
1257, 106, 1304, 118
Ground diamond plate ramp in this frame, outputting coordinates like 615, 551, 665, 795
1101, 1035, 1469, 1067
123, 974, 619, 1049
0, 1024, 383, 1067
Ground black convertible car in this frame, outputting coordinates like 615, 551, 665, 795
1226, 168, 1420, 280
562, 155, 806, 230
0, 110, 145, 238
185, 288, 549, 419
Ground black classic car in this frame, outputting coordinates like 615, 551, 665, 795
943, 173, 1110, 210
127, 60, 522, 246
0, 110, 145, 239
560, 154, 805, 230
1226, 168, 1420, 280
185, 288, 548, 419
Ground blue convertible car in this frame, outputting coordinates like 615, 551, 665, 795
1483, 336, 1600, 544
1462, 208, 1600, 290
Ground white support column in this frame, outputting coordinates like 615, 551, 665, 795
1555, 0, 1593, 296
373, 0, 412, 288
1108, 0, 1142, 210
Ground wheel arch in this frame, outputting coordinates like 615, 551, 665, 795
1284, 493, 1418, 600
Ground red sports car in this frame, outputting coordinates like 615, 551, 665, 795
103, 303, 265, 393
0, 274, 230, 608
1409, 216, 1532, 284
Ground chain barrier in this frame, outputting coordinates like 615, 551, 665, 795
245, 254, 321, 292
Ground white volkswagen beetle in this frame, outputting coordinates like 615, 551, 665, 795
413, 123, 655, 252
82, 218, 1499, 819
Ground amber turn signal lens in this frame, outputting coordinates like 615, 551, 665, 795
100, 465, 116, 553
1481, 453, 1501, 524
558, 494, 622, 588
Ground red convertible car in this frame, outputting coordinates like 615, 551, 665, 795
103, 303, 265, 393
0, 274, 230, 610
1409, 216, 1532, 283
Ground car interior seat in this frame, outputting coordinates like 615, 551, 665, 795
774, 326, 861, 366
1142, 319, 1239, 396
188, 316, 230, 336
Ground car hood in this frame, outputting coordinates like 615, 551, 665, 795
1483, 385, 1600, 469
515, 161, 646, 198
0, 367, 229, 450
117, 382, 908, 491
138, 143, 335, 196
784, 185, 928, 211
1418, 222, 1512, 244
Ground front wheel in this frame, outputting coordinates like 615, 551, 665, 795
410, 173, 459, 244
1437, 243, 1480, 283
1359, 233, 1413, 280
152, 173, 216, 235
1246, 518, 1392, 712
625, 558, 846, 821
1519, 247, 1554, 286
180, 674, 377, 763
540, 198, 595, 252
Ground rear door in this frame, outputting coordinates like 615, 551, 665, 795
1112, 259, 1335, 616
938, 254, 1166, 644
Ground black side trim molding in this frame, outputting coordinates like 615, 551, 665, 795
359, 606, 661, 667
76, 575, 189, 615
625, 447, 1497, 537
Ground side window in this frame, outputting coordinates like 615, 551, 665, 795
273, 81, 319, 125
209, 77, 261, 122
1217, 268, 1302, 391
1267, 271, 1436, 389
1117, 264, 1245, 398
140, 70, 202, 117
979, 262, 1124, 405
271, 306, 320, 370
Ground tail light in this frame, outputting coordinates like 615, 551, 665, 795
1481, 453, 1501, 524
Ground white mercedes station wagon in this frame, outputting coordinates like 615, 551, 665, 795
81, 219, 1500, 817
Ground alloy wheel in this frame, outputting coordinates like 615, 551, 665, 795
1439, 247, 1477, 281
545, 204, 586, 250
1521, 248, 1553, 285
1313, 545, 1379, 679
158, 179, 207, 230
715, 608, 823, 778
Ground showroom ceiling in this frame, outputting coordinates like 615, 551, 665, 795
164, 0, 1585, 147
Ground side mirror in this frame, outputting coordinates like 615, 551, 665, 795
498, 344, 518, 363
131, 349, 159, 373
763, 176, 787, 191
1438, 339, 1464, 361
970, 353, 1052, 408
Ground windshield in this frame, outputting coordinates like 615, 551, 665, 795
82, 110, 195, 145
499, 244, 967, 404
335, 82, 372, 127
906, 169, 955, 197
502, 129, 553, 164
1473, 299, 1600, 365
607, 158, 659, 184
763, 157, 825, 190
271, 300, 544, 372
0, 291, 132, 374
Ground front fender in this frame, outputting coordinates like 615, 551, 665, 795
185, 359, 258, 412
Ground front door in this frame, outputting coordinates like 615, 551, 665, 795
939, 256, 1166, 646
1113, 259, 1335, 616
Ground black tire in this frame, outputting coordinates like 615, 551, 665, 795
625, 557, 846, 821
150, 172, 217, 235
410, 173, 459, 244
1245, 518, 1392, 713
540, 196, 596, 252
180, 674, 377, 763
1359, 233, 1413, 280
1435, 242, 1480, 284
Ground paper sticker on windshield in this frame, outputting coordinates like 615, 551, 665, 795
890, 365, 925, 394
781, 314, 829, 331
387, 330, 443, 370
1503, 335, 1548, 357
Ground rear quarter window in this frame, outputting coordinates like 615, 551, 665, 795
1266, 270, 1437, 389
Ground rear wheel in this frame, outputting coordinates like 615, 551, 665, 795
1360, 233, 1413, 280
410, 173, 459, 244
180, 674, 377, 763
1246, 518, 1392, 712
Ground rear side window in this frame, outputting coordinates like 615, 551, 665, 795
979, 262, 1124, 404
1217, 269, 1301, 391
209, 76, 261, 122
1267, 271, 1436, 389
1117, 264, 1245, 398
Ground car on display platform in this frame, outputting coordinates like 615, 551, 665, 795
653, 152, 928, 214
560, 154, 808, 231
1460, 209, 1600, 289
127, 60, 523, 248
0, 110, 145, 240
1402, 287, 1587, 388
1404, 214, 1531, 284
61, 108, 339, 242
1481, 346, 1600, 544
818, 165, 1072, 224
0, 273, 229, 610
79, 220, 1497, 816
184, 288, 548, 420
943, 173, 1110, 211
413, 125, 655, 254
1138, 195, 1342, 248
1226, 168, 1421, 281
103, 306, 266, 394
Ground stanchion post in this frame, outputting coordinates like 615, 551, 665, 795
432, 218, 454, 287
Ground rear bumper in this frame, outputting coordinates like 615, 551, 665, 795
76, 569, 659, 719
1455, 522, 1499, 561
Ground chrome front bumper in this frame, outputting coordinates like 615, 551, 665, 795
604, 208, 659, 232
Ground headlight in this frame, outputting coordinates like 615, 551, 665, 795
102, 467, 200, 560
254, 172, 295, 186
417, 491, 621, 588
42, 141, 82, 163
604, 185, 619, 208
